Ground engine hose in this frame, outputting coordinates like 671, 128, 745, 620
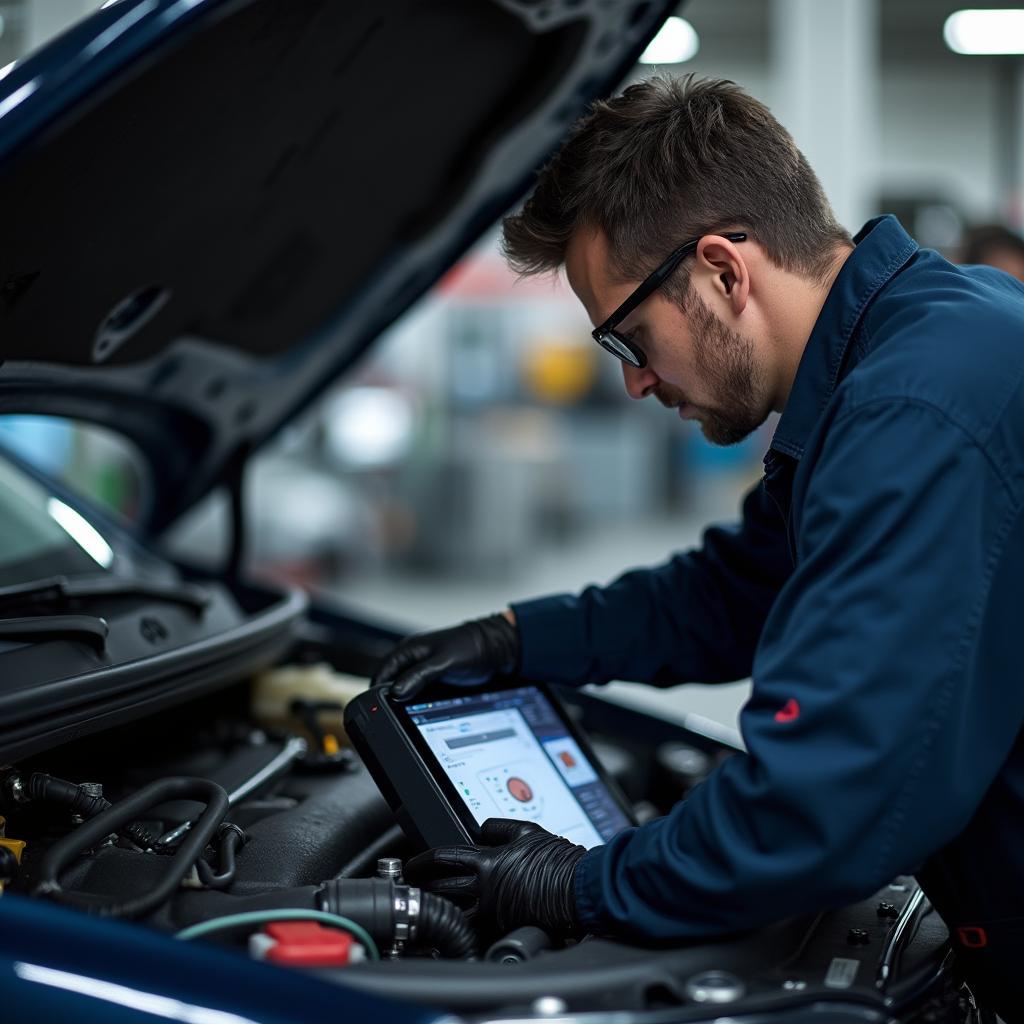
176, 879, 478, 960
26, 773, 159, 849
35, 777, 228, 919
416, 890, 478, 961
318, 878, 479, 960
27, 773, 108, 818
195, 824, 246, 889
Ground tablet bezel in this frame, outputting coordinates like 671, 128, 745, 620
384, 678, 637, 846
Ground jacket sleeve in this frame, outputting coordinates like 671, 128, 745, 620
574, 399, 1024, 939
510, 481, 793, 688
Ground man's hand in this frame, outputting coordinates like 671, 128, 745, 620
370, 612, 520, 702
403, 818, 586, 939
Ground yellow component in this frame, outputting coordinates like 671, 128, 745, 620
251, 663, 368, 747
0, 828, 26, 896
322, 733, 340, 757
522, 337, 597, 405
0, 838, 25, 864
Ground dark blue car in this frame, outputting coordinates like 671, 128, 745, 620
0, 2, 970, 1021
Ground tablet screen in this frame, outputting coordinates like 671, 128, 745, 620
406, 685, 633, 849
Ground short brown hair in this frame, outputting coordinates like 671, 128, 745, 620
502, 75, 851, 294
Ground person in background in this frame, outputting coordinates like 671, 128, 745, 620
960, 222, 1024, 281
373, 76, 1024, 1016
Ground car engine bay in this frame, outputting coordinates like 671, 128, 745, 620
0, 617, 972, 1024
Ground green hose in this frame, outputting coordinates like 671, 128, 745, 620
175, 908, 380, 961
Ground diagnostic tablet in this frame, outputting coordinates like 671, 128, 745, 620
345, 680, 636, 850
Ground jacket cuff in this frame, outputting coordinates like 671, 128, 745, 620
509, 593, 596, 687
574, 844, 610, 933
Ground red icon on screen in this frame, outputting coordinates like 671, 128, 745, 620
558, 751, 577, 769
507, 777, 534, 802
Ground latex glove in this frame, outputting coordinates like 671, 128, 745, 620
371, 613, 520, 702
403, 818, 586, 939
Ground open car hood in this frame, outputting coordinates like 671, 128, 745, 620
0, 0, 676, 534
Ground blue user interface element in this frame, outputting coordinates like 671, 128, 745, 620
407, 687, 632, 849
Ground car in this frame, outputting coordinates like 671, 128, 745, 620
0, 2, 975, 1022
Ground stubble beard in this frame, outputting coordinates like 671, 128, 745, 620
655, 290, 766, 446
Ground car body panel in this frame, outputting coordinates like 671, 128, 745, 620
0, 0, 678, 534
0, 892, 441, 1023
0, 3, 690, 1020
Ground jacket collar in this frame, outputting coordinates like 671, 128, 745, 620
767, 215, 919, 463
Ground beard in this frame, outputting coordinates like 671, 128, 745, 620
654, 290, 765, 446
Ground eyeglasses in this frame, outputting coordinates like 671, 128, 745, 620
591, 231, 748, 368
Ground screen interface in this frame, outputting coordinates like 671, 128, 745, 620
406, 686, 633, 849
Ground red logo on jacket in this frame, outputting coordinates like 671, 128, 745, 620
774, 698, 800, 723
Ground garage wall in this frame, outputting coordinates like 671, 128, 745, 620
879, 66, 1002, 221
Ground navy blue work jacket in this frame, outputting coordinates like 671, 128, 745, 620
511, 216, 1024, 997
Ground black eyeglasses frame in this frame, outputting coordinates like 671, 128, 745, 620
591, 231, 748, 368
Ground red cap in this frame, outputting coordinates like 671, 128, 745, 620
262, 921, 357, 966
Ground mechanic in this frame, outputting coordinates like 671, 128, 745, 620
372, 76, 1024, 1013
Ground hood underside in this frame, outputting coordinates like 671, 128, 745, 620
0, 0, 677, 532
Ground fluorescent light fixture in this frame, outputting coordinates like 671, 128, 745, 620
0, 62, 14, 82
944, 9, 1024, 54
47, 498, 114, 568
639, 17, 699, 64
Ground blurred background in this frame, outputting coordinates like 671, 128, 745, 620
3, 0, 1024, 728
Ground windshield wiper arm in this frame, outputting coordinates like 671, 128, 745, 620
0, 614, 108, 651
0, 575, 210, 616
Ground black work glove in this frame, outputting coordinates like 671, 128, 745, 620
371, 613, 520, 702
403, 818, 586, 940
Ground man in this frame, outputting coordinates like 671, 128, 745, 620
961, 223, 1024, 283
372, 76, 1024, 1013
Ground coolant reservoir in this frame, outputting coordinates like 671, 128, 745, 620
251, 663, 368, 748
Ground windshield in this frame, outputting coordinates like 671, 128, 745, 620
0, 454, 114, 586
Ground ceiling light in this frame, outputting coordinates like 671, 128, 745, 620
324, 387, 414, 468
639, 17, 699, 65
944, 9, 1024, 54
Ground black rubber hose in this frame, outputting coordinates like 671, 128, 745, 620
25, 773, 158, 849
416, 891, 478, 960
318, 878, 478, 960
485, 925, 553, 963
177, 880, 476, 959
35, 777, 228, 919
27, 773, 108, 818
195, 824, 245, 889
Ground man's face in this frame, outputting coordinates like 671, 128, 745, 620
565, 227, 773, 445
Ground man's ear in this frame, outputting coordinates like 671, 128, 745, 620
695, 235, 749, 315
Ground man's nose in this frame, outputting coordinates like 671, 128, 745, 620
621, 361, 659, 400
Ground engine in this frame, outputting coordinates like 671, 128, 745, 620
0, 660, 970, 1022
